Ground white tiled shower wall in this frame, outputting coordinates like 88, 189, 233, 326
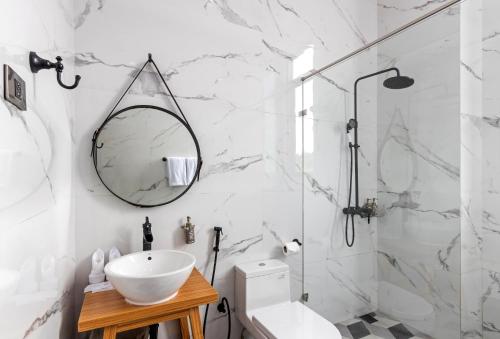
481, 0, 500, 337
379, 1, 500, 338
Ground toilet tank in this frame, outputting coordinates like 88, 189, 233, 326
235, 259, 290, 317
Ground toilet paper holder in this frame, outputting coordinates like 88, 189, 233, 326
283, 238, 302, 255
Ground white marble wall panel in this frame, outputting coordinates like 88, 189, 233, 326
460, 0, 483, 337
0, 1, 75, 339
483, 269, 500, 339
378, 0, 456, 37
301, 42, 379, 322
73, 1, 377, 338
4, 1, 499, 339
376, 6, 462, 338
305, 252, 377, 324
482, 0, 500, 337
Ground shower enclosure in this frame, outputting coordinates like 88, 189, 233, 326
298, 0, 489, 338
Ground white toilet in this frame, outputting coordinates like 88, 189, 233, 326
235, 259, 341, 339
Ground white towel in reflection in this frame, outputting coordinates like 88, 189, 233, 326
166, 157, 187, 186
185, 157, 197, 183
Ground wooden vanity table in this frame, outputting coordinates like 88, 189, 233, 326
78, 269, 218, 339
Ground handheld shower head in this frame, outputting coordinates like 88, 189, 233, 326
383, 75, 414, 89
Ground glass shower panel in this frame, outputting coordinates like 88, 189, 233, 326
301, 6, 460, 339
301, 48, 380, 324
376, 8, 460, 339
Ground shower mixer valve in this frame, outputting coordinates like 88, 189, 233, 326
362, 198, 377, 223
343, 198, 377, 224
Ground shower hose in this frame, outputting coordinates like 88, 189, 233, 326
345, 143, 355, 247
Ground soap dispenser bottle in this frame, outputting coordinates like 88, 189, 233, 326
181, 216, 195, 244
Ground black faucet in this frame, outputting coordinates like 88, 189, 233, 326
143, 216, 159, 339
143, 217, 153, 251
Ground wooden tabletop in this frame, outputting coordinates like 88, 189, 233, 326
78, 268, 218, 333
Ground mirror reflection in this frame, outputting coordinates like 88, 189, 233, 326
94, 105, 200, 207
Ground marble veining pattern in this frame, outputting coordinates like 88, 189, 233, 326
2, 1, 498, 339
482, 0, 500, 337
0, 1, 76, 339
23, 290, 71, 339
376, 3, 465, 337
73, 1, 378, 338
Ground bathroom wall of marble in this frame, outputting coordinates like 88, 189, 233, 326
377, 0, 450, 36
377, 1, 500, 338
0, 1, 76, 339
73, 1, 378, 338
299, 1, 462, 326
376, 4, 463, 339
2, 1, 498, 339
301, 48, 379, 324
460, 0, 483, 338
482, 0, 500, 338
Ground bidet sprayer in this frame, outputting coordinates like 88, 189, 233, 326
214, 227, 223, 252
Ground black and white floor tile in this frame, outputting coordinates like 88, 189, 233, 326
335, 312, 432, 339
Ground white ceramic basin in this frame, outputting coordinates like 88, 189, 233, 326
104, 250, 195, 305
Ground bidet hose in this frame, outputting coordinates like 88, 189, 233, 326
221, 297, 231, 339
203, 248, 218, 336
203, 229, 231, 339
346, 143, 355, 247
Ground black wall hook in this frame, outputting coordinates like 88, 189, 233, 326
29, 51, 81, 90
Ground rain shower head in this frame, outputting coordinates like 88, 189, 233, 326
383, 75, 415, 89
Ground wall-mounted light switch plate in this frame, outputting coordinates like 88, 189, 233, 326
3, 64, 26, 111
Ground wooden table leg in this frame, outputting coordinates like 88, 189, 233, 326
189, 307, 204, 339
103, 325, 117, 339
179, 316, 190, 339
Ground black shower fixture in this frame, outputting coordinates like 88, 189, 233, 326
343, 67, 414, 247
383, 75, 415, 89
29, 51, 81, 90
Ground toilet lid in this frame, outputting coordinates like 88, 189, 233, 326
251, 301, 341, 339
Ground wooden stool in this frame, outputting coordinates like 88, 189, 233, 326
78, 269, 218, 339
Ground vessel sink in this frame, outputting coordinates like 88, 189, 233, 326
104, 250, 195, 305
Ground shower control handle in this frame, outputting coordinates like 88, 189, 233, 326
342, 206, 374, 220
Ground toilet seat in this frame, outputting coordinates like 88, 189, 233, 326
251, 301, 341, 339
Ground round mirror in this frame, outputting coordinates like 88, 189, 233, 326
93, 105, 201, 207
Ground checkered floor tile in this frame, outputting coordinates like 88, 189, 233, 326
335, 312, 432, 339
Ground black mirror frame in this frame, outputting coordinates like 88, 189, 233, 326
92, 104, 202, 208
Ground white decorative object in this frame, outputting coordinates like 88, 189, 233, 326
89, 249, 105, 284
108, 246, 121, 262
